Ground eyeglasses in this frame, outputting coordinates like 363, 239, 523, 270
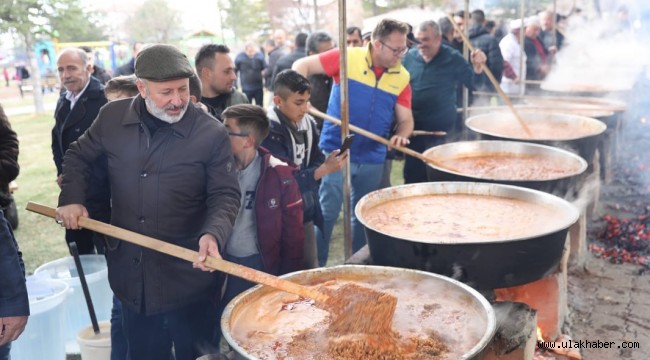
228, 132, 249, 137
380, 41, 408, 56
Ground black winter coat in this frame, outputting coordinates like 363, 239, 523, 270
52, 76, 107, 174
262, 109, 325, 230
469, 24, 504, 91
92, 65, 112, 85
524, 37, 549, 81
0, 106, 19, 206
271, 48, 306, 90
58, 96, 241, 315
52, 76, 110, 220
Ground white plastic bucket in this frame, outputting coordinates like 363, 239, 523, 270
77, 320, 111, 360
34, 255, 113, 353
11, 276, 71, 360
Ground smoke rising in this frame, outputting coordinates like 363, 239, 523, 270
543, 4, 650, 94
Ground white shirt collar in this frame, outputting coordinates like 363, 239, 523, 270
65, 77, 91, 110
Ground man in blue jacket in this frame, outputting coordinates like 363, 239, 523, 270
293, 19, 414, 265
0, 209, 29, 360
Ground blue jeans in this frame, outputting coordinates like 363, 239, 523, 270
315, 159, 384, 266
0, 342, 10, 360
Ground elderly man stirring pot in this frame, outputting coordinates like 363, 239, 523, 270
55, 44, 241, 360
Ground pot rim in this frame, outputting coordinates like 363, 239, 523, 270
422, 140, 588, 182
355, 182, 580, 245
465, 111, 607, 141
470, 104, 615, 119
540, 81, 632, 94
526, 95, 627, 112
221, 265, 497, 360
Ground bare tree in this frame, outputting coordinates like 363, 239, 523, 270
1, 0, 105, 113
220, 0, 268, 44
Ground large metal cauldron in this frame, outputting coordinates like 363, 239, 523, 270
423, 141, 588, 197
523, 96, 625, 129
356, 182, 579, 290
221, 265, 496, 360
465, 111, 606, 164
524, 96, 626, 112
469, 104, 615, 121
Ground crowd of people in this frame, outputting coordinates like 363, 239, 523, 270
1, 6, 589, 360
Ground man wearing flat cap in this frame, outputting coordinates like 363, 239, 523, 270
56, 44, 241, 360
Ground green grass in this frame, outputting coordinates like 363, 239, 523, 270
11, 112, 69, 274
0, 84, 59, 108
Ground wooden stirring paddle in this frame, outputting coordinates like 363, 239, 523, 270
309, 107, 465, 174
27, 202, 397, 334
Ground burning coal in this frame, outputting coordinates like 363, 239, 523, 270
590, 212, 650, 268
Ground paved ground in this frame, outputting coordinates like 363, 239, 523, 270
567, 111, 650, 360
5, 101, 57, 116
0, 82, 58, 116
568, 254, 650, 359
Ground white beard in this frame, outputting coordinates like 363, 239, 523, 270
144, 96, 188, 124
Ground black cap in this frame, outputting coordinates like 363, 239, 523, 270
135, 44, 194, 82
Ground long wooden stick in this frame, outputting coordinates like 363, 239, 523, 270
412, 130, 447, 137
446, 13, 533, 137
309, 107, 461, 172
26, 202, 329, 303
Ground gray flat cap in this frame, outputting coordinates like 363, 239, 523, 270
135, 44, 194, 81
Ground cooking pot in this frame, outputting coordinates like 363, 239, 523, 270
523, 96, 625, 129
540, 80, 633, 97
469, 104, 614, 121
522, 96, 625, 112
356, 182, 579, 290
423, 140, 588, 197
465, 111, 606, 165
221, 265, 496, 360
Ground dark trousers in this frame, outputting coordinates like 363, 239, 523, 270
121, 299, 219, 360
110, 296, 128, 360
220, 253, 263, 309
216, 253, 263, 340
65, 228, 105, 255
403, 135, 446, 184
243, 89, 263, 106
0, 343, 10, 360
